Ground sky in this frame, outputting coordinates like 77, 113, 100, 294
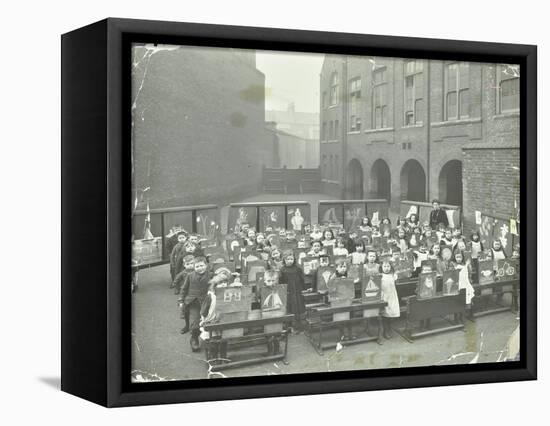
256, 50, 325, 113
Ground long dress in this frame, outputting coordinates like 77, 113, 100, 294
279, 264, 306, 317
363, 262, 380, 276
381, 273, 400, 318
456, 263, 475, 304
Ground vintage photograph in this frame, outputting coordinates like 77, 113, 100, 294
130, 43, 520, 382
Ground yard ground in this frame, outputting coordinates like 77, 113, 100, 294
131, 263, 519, 382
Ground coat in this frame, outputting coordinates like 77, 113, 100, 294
180, 271, 212, 306
429, 209, 449, 229
279, 264, 306, 316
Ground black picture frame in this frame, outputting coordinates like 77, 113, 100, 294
61, 17, 537, 407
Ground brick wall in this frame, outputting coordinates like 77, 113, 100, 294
462, 148, 520, 235
132, 45, 271, 209
319, 56, 520, 219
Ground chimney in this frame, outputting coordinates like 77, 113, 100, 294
287, 102, 295, 113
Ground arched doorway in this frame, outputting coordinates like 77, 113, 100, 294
439, 160, 463, 206
370, 159, 391, 201
345, 159, 364, 199
400, 159, 426, 202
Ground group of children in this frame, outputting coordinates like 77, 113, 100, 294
165, 202, 518, 352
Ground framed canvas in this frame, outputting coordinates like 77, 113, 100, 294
260, 284, 288, 315
362, 274, 382, 302
327, 277, 355, 307
496, 258, 519, 282
442, 270, 460, 295
62, 17, 536, 407
315, 265, 334, 294
478, 259, 496, 285
417, 272, 438, 299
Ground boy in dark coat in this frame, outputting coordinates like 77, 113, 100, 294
174, 242, 198, 276
179, 257, 211, 351
175, 256, 196, 333
278, 250, 307, 333
169, 232, 188, 282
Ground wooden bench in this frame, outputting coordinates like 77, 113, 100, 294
471, 279, 519, 318
203, 314, 294, 372
396, 290, 466, 342
305, 300, 387, 355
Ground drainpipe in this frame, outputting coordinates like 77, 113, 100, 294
341, 56, 348, 199
426, 60, 431, 201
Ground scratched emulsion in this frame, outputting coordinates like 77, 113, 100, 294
131, 264, 519, 381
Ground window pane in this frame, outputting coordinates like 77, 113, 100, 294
375, 107, 381, 129
405, 111, 414, 126
405, 76, 414, 111
415, 73, 424, 99
459, 89, 469, 118
356, 118, 361, 131
415, 99, 424, 124
447, 63, 457, 89
459, 63, 469, 89
447, 91, 457, 119
501, 78, 519, 112
381, 106, 387, 128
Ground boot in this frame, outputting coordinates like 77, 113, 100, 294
383, 318, 393, 339
180, 324, 189, 334
377, 318, 384, 345
190, 331, 200, 352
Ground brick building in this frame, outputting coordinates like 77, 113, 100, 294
319, 55, 519, 231
266, 102, 320, 140
132, 44, 272, 209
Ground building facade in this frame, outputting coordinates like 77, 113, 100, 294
132, 45, 272, 209
265, 122, 320, 169
319, 55, 519, 232
266, 103, 320, 140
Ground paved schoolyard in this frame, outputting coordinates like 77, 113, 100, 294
131, 264, 519, 382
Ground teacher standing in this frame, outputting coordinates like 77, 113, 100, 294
429, 199, 449, 230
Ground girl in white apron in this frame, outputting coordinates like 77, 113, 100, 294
380, 259, 400, 339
